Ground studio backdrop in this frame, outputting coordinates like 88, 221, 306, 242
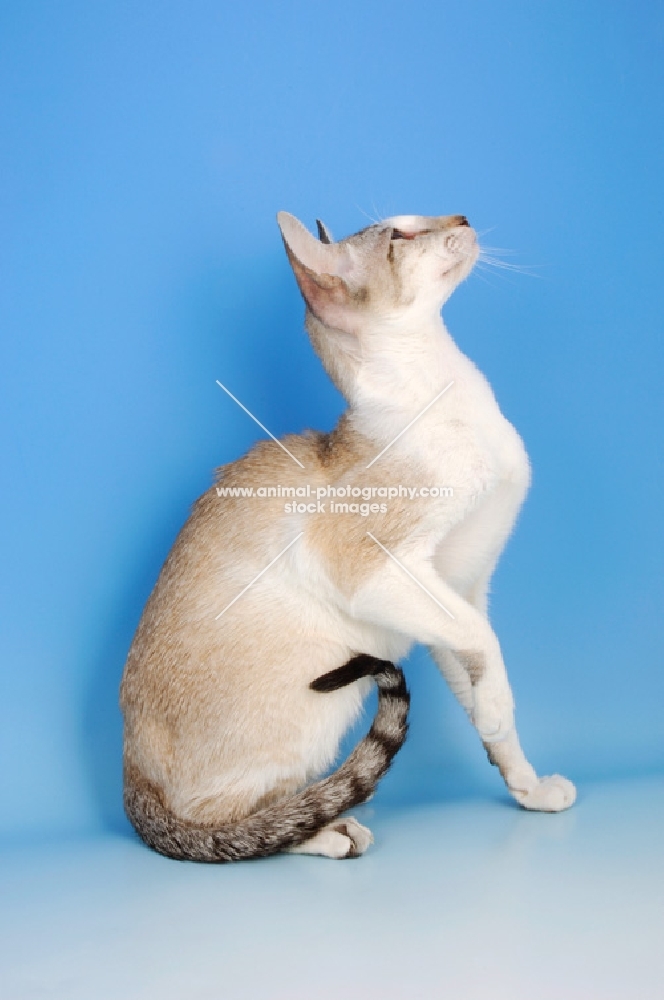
0, 0, 662, 842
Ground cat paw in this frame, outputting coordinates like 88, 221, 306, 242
472, 684, 514, 743
331, 817, 374, 858
289, 817, 374, 859
511, 775, 577, 812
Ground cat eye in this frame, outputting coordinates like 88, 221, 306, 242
391, 228, 431, 240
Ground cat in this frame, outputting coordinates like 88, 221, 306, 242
120, 210, 576, 862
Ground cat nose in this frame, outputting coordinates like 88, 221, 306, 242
440, 214, 470, 229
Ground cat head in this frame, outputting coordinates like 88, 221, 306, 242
277, 212, 478, 396
278, 212, 477, 328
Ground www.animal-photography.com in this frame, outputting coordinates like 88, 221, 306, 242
1, 3, 662, 998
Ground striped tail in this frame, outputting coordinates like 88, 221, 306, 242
124, 654, 409, 862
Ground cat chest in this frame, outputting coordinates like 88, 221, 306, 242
477, 415, 530, 487
408, 409, 531, 496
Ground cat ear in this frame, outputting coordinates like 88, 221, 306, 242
277, 212, 342, 276
316, 219, 334, 244
277, 213, 392, 333
277, 212, 353, 330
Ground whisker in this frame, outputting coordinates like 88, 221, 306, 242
479, 254, 541, 276
478, 236, 541, 276
480, 245, 519, 256
470, 266, 502, 290
355, 204, 382, 226
474, 262, 521, 287
372, 198, 388, 225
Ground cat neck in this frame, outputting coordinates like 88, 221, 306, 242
349, 310, 484, 420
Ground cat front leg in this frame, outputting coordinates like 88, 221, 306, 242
350, 551, 575, 810
350, 553, 515, 742
483, 729, 576, 812
429, 642, 576, 812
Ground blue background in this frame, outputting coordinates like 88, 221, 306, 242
1, 0, 662, 844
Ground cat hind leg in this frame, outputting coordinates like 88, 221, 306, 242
288, 817, 373, 859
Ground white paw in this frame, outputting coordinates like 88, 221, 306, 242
333, 817, 374, 857
289, 817, 374, 859
472, 683, 514, 743
317, 829, 358, 859
512, 774, 577, 812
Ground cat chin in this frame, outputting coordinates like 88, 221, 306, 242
441, 257, 474, 287
448, 243, 480, 281
438, 230, 478, 276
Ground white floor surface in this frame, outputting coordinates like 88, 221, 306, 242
1, 775, 663, 1000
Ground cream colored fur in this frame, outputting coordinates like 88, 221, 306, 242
121, 211, 575, 861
